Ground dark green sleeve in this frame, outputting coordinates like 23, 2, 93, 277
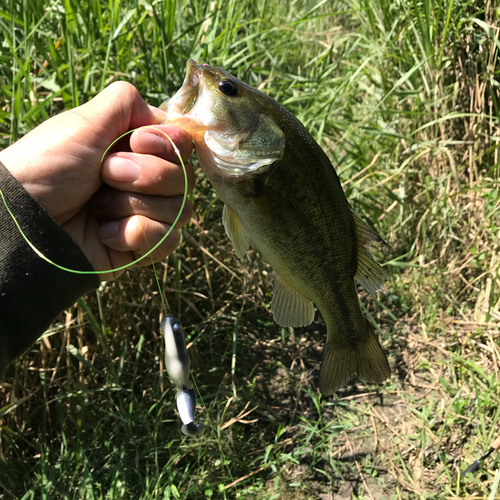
0, 162, 100, 378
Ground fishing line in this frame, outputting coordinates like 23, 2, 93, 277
294, 364, 320, 391
0, 126, 188, 276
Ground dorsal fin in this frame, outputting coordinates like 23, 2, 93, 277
353, 214, 390, 294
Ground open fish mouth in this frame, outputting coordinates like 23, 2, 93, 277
179, 59, 202, 96
160, 59, 202, 117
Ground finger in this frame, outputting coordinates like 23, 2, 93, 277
97, 248, 133, 281
102, 153, 196, 196
89, 189, 193, 228
130, 126, 193, 163
97, 215, 180, 260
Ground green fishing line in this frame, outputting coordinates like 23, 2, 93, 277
0, 126, 188, 275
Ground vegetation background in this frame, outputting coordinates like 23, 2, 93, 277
1, 0, 499, 498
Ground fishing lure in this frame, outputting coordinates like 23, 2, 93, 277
160, 315, 204, 436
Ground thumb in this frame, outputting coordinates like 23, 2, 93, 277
81, 81, 166, 143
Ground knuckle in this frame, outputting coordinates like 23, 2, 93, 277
107, 81, 140, 100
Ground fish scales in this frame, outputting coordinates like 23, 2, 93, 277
213, 137, 361, 332
161, 60, 391, 394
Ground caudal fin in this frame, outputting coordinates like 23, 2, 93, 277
319, 321, 390, 396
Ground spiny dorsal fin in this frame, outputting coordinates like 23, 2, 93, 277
352, 214, 390, 294
222, 204, 249, 259
271, 273, 315, 327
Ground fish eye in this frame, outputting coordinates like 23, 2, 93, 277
219, 80, 238, 96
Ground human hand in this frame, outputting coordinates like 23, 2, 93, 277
0, 82, 195, 281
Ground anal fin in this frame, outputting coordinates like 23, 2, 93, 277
271, 274, 315, 327
222, 204, 249, 259
353, 214, 390, 294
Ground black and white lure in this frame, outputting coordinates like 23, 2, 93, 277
160, 315, 204, 436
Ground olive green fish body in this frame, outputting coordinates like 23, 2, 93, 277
207, 132, 362, 336
162, 60, 391, 394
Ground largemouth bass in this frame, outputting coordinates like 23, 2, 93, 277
161, 60, 391, 395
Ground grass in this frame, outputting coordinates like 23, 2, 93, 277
1, 0, 500, 498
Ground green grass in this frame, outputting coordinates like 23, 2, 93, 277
1, 0, 500, 498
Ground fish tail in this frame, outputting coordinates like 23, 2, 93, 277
319, 320, 390, 396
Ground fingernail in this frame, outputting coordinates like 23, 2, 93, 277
105, 157, 140, 183
98, 221, 119, 240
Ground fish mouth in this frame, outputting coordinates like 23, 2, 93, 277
172, 59, 202, 115
180, 59, 202, 97
160, 59, 203, 118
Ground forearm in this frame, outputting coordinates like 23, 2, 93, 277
0, 162, 99, 378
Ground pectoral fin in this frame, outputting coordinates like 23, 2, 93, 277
353, 214, 390, 294
271, 274, 315, 327
222, 204, 249, 259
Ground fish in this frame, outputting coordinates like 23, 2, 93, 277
160, 315, 204, 436
160, 60, 391, 395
